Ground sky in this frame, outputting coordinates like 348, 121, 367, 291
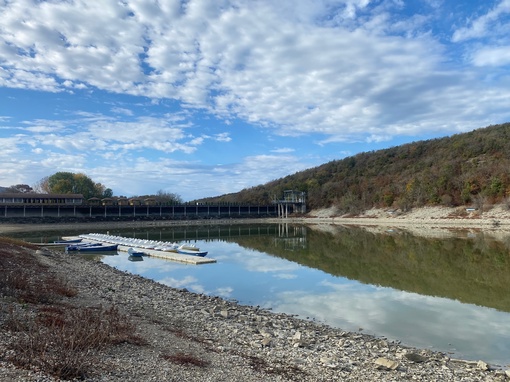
1, 0, 510, 201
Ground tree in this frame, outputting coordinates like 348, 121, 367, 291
33, 177, 50, 193
7, 184, 33, 193
41, 172, 111, 199
130, 190, 182, 205
102, 188, 113, 198
47, 172, 75, 194
156, 190, 182, 204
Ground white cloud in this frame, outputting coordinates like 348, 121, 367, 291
1, 0, 510, 197
471, 46, 510, 67
22, 120, 67, 133
39, 152, 87, 169
0, 137, 22, 156
213, 132, 231, 142
60, 149, 307, 199
451, 1, 510, 72
271, 147, 295, 153
452, 0, 510, 42
111, 107, 134, 116
1, 0, 508, 142
274, 273, 298, 280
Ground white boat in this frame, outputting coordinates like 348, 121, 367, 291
156, 243, 179, 252
177, 244, 208, 257
127, 247, 145, 257
78, 233, 209, 257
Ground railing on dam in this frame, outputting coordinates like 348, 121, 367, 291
0, 204, 289, 220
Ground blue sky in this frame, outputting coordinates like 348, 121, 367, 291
1, 0, 510, 201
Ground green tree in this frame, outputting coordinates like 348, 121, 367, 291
102, 188, 113, 198
48, 172, 75, 194
489, 176, 504, 199
43, 172, 110, 199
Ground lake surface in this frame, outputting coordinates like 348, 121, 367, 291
11, 223, 510, 367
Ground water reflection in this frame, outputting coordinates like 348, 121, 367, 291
8, 223, 510, 365
249, 225, 510, 313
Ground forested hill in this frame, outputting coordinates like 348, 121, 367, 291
197, 123, 510, 214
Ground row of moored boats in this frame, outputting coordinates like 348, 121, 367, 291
73, 233, 208, 256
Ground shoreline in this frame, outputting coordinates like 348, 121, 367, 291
2, 206, 510, 235
1, 243, 508, 381
2, 207, 510, 380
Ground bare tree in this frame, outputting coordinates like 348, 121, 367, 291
32, 177, 50, 193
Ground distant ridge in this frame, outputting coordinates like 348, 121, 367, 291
197, 122, 510, 214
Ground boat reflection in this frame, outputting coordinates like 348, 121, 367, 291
128, 255, 144, 262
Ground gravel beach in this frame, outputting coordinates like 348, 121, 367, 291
2, 206, 510, 381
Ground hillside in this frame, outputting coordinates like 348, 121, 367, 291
197, 123, 510, 213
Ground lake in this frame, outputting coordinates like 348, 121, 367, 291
12, 223, 510, 367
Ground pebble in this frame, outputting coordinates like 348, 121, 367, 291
0, 248, 508, 381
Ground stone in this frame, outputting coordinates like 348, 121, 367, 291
261, 337, 271, 347
220, 310, 230, 318
374, 357, 399, 370
320, 357, 339, 368
404, 352, 428, 363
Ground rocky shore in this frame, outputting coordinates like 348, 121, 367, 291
1, 241, 509, 381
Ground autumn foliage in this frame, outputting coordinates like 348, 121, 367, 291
199, 122, 510, 213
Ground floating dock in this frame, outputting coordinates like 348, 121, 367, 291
118, 244, 216, 264
63, 236, 216, 265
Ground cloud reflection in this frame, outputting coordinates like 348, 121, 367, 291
158, 275, 205, 294
215, 286, 234, 298
272, 279, 510, 364
99, 238, 510, 365
217, 247, 301, 274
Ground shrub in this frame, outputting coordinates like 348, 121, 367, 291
5, 304, 145, 379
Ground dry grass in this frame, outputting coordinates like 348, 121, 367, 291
0, 237, 146, 380
0, 236, 39, 249
4, 305, 145, 379
0, 241, 77, 303
161, 352, 210, 367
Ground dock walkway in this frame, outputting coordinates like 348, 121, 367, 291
63, 235, 216, 265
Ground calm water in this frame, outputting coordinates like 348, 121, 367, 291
11, 223, 510, 366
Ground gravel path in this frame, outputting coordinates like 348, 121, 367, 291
1, 244, 508, 381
